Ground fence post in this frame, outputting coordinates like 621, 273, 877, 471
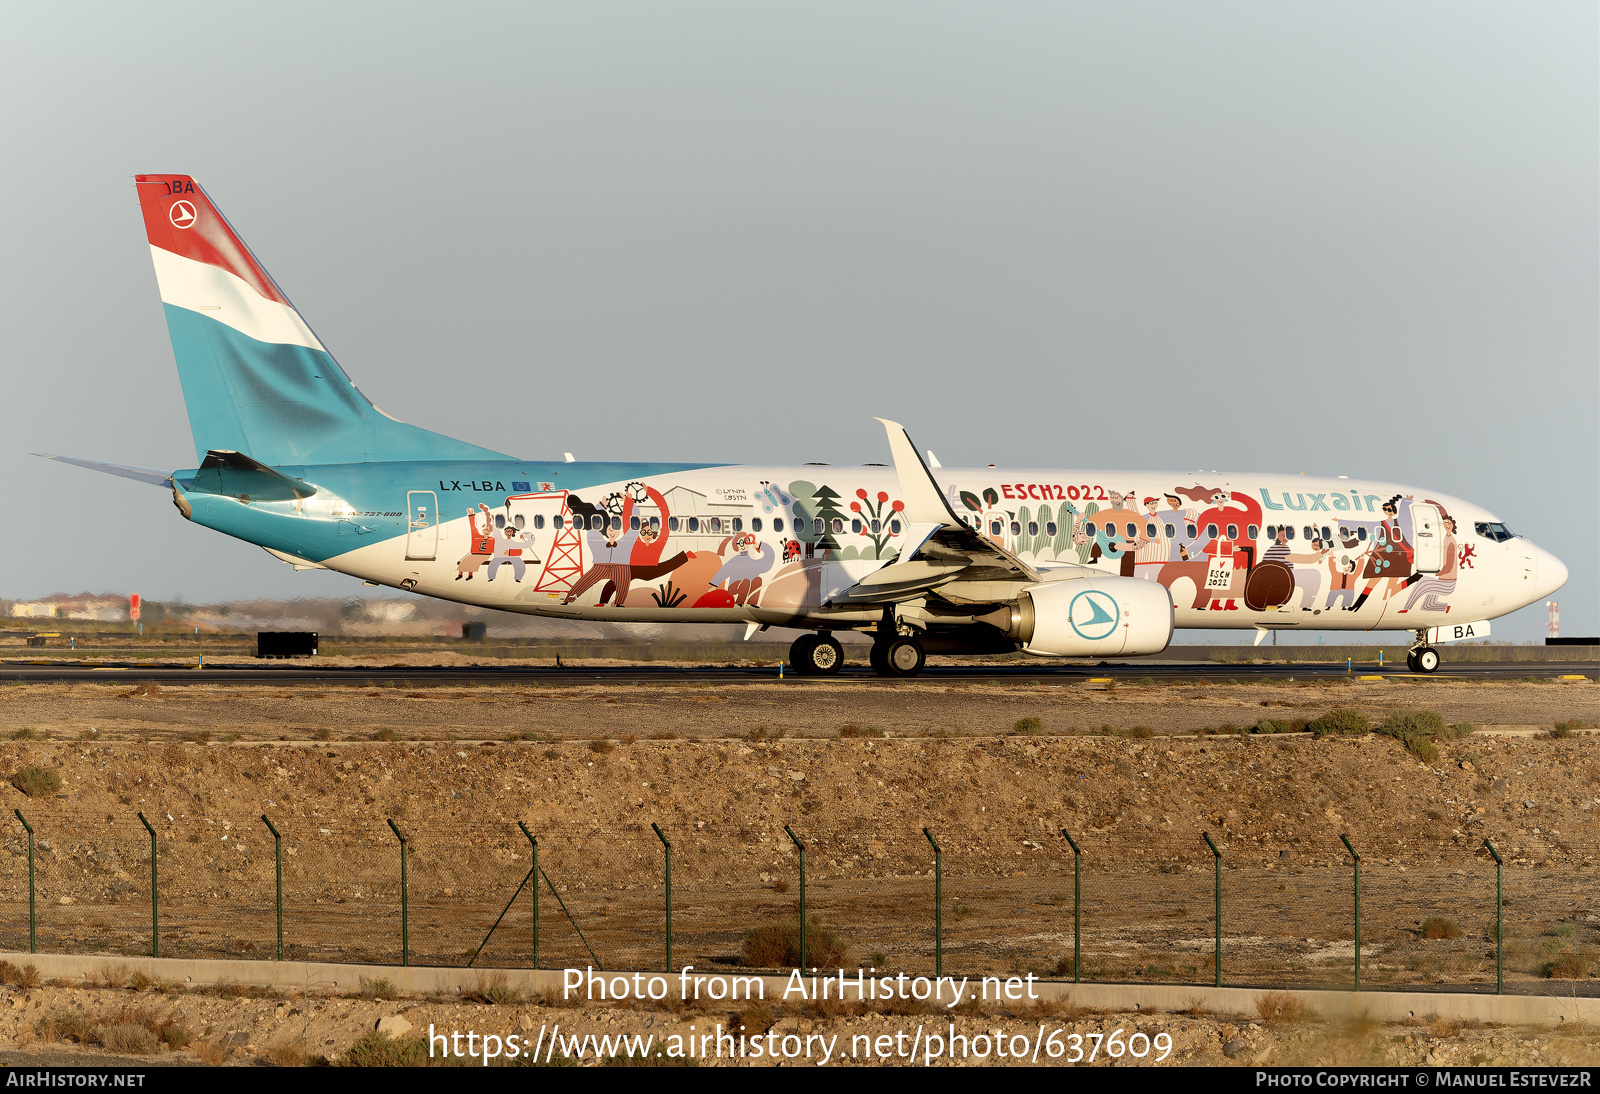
1202, 831, 1221, 987
923, 828, 942, 979
520, 822, 539, 970
1060, 829, 1081, 983
785, 826, 807, 970
469, 825, 541, 969
1339, 834, 1361, 991
261, 815, 283, 961
137, 813, 158, 958
1484, 838, 1503, 995
652, 823, 672, 973
387, 819, 408, 967
14, 810, 35, 953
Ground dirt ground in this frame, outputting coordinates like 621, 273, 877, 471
0, 976, 1596, 1067
1, 677, 1596, 999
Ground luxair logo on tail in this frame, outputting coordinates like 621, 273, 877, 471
169, 201, 197, 229
1069, 589, 1120, 640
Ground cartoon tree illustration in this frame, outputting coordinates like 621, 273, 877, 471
1074, 501, 1100, 564
811, 484, 847, 556
849, 488, 906, 558
788, 481, 822, 553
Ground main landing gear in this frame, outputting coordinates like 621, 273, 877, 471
790, 632, 844, 676
869, 635, 926, 678
1406, 630, 1440, 674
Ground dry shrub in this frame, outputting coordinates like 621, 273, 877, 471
1307, 707, 1370, 736
101, 1023, 158, 1055
772, 879, 790, 894
10, 766, 62, 797
186, 730, 212, 745
360, 977, 399, 1001
1012, 717, 1044, 735
95, 963, 132, 990
372, 728, 397, 741
11, 727, 40, 740
738, 999, 778, 1034
839, 724, 886, 739
194, 1039, 230, 1066
38, 1011, 96, 1044
268, 1039, 309, 1066
1421, 917, 1463, 940
213, 980, 249, 999
589, 739, 615, 755
338, 1030, 427, 1067
463, 972, 519, 1005
0, 960, 41, 989
1256, 991, 1314, 1027
1543, 953, 1592, 980
741, 917, 848, 969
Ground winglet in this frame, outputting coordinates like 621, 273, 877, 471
875, 418, 963, 528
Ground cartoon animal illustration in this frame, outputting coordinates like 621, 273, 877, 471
706, 532, 777, 606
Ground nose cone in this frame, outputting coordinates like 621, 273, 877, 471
1532, 544, 1569, 601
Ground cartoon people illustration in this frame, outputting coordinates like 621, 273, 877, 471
1322, 528, 1364, 610
561, 483, 687, 607
1260, 526, 1330, 611
1131, 497, 1172, 580
1398, 514, 1460, 614
485, 515, 534, 582
1345, 495, 1414, 611
455, 504, 495, 580
706, 532, 776, 606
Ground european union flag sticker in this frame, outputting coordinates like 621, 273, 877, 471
512, 482, 530, 492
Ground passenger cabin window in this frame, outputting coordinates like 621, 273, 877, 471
1028, 521, 1039, 536
1321, 526, 1332, 543
889, 519, 901, 534
668, 517, 679, 532
649, 516, 660, 530
852, 518, 862, 534
1146, 523, 1157, 538
1011, 521, 1022, 536
831, 518, 844, 534
871, 519, 881, 534
1285, 526, 1295, 540
630, 516, 640, 531
1187, 523, 1197, 538
1125, 522, 1138, 539
752, 518, 763, 532
494, 513, 506, 528
1205, 524, 1218, 539
553, 515, 564, 530
813, 518, 824, 535
533, 515, 545, 530
732, 518, 743, 532
1226, 524, 1238, 540
1046, 522, 1058, 536
1357, 527, 1367, 542
1303, 525, 1313, 541
1247, 524, 1258, 540
1084, 522, 1097, 537
992, 520, 1004, 535
688, 517, 700, 532
773, 518, 784, 533
1164, 523, 1175, 538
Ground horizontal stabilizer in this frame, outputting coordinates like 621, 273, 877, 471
185, 449, 318, 502
34, 453, 172, 488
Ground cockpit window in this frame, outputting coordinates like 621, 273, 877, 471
1475, 521, 1515, 543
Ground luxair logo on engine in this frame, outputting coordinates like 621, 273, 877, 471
1068, 589, 1121, 641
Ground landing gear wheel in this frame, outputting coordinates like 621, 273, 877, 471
805, 634, 844, 675
1414, 647, 1440, 674
869, 641, 891, 677
1406, 651, 1419, 673
882, 636, 926, 678
789, 634, 820, 675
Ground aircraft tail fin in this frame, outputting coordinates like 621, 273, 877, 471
135, 175, 509, 466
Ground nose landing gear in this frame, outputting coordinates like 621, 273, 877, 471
1406, 630, 1440, 673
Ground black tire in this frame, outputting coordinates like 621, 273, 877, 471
808, 634, 844, 675
869, 641, 891, 677
1406, 651, 1420, 673
1415, 647, 1440, 673
789, 634, 820, 675
883, 636, 926, 677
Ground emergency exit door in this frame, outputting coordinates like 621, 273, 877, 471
1410, 502, 1443, 574
406, 491, 438, 560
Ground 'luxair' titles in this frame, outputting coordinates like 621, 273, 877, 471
1259, 488, 1386, 513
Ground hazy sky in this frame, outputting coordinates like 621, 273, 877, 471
2, 2, 1595, 642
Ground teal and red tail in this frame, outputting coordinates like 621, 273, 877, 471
136, 175, 508, 466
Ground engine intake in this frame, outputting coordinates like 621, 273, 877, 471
996, 576, 1174, 657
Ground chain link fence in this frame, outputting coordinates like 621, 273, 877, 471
3, 809, 1595, 995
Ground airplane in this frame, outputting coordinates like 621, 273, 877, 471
37, 175, 1569, 677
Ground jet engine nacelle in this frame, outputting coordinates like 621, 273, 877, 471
1006, 576, 1174, 658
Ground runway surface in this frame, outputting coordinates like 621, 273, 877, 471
3, 657, 1593, 686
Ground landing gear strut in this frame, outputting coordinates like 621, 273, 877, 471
1406, 630, 1440, 674
790, 632, 843, 675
